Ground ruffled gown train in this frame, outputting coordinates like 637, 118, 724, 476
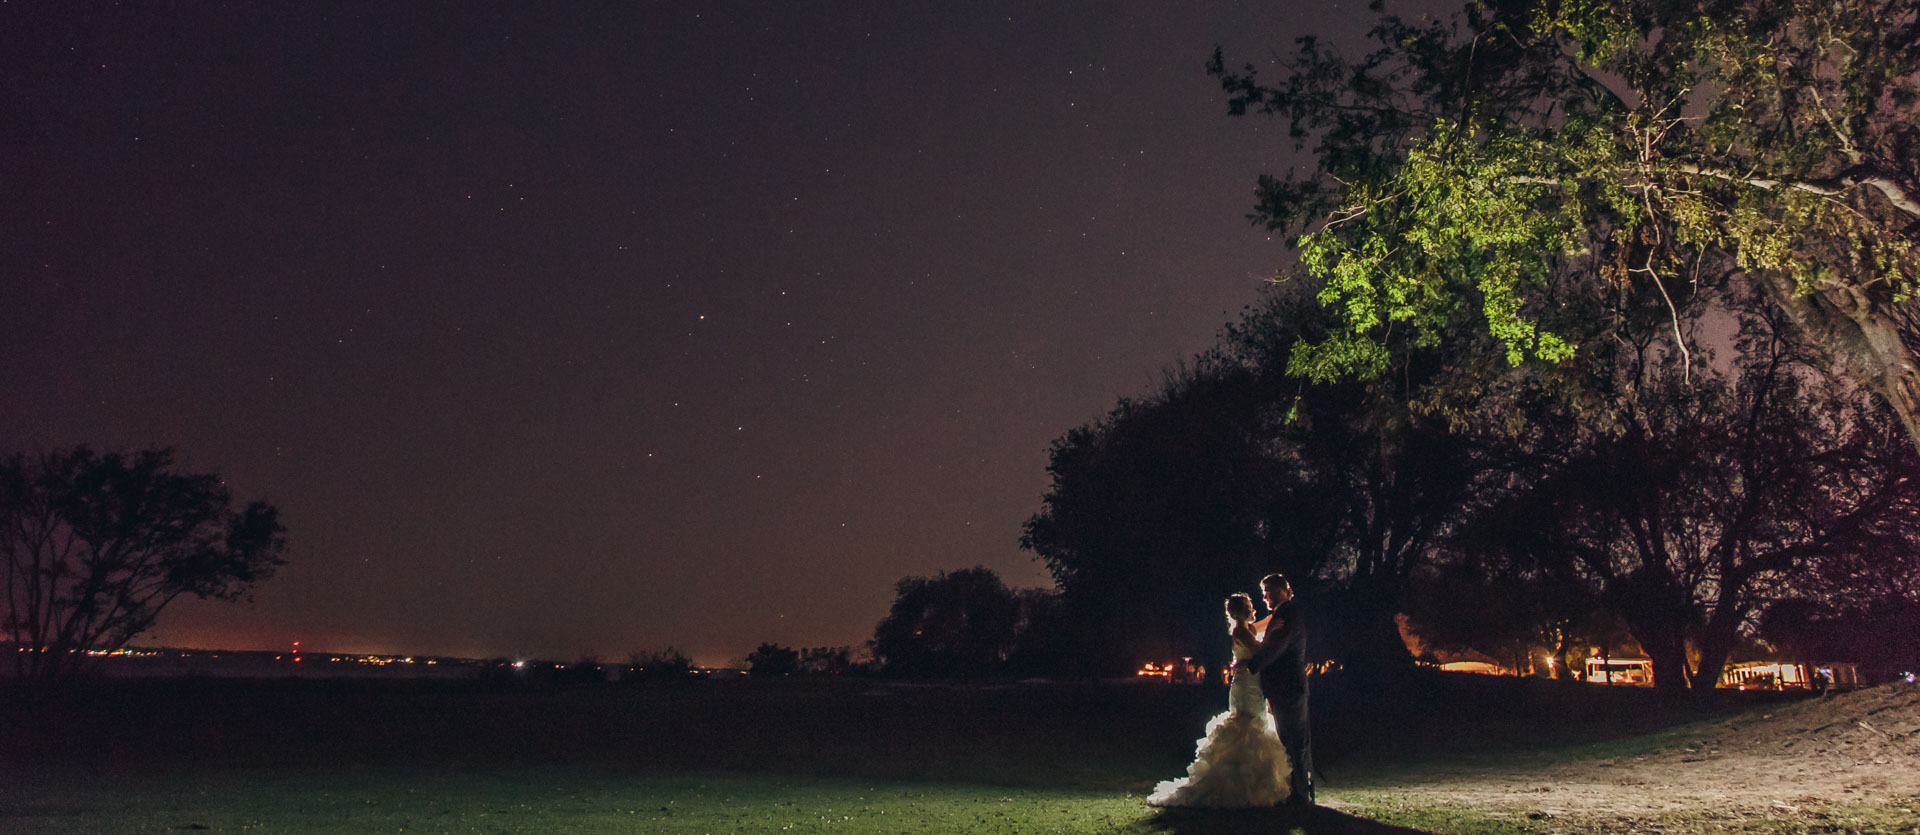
1145, 643, 1292, 809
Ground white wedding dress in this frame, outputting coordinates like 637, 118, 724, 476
1146, 635, 1292, 808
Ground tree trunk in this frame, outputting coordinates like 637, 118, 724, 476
1342, 587, 1416, 675
1638, 627, 1691, 690
1689, 621, 1737, 690
1615, 600, 1692, 690
1756, 271, 1920, 457
1689, 588, 1755, 690
1551, 631, 1574, 681
1364, 612, 1415, 668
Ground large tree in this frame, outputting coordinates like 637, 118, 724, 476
1473, 309, 1920, 688
1, 447, 287, 679
1212, 0, 1920, 451
1022, 364, 1289, 674
1407, 544, 1618, 679
1025, 287, 1505, 675
870, 566, 1023, 678
1761, 487, 1920, 672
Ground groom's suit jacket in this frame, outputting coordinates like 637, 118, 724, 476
1247, 599, 1308, 701
1250, 598, 1315, 801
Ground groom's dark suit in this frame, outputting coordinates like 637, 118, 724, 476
1247, 599, 1312, 804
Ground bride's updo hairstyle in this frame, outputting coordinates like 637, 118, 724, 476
1224, 593, 1254, 624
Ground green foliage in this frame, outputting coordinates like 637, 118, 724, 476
1214, 0, 1920, 435
1533, 0, 1641, 65
1291, 117, 1595, 373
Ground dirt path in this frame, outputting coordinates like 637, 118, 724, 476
1337, 682, 1920, 831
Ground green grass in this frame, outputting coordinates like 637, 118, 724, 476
4, 674, 1906, 834
15, 770, 1912, 835
1, 767, 1158, 834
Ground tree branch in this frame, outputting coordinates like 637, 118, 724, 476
1671, 164, 1920, 220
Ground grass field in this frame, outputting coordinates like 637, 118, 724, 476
1, 767, 1160, 834
3, 672, 1914, 833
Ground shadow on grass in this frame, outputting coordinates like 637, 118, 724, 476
1147, 804, 1435, 834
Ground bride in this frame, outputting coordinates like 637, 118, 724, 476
1146, 593, 1291, 808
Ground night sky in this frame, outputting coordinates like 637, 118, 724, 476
4, 2, 1377, 665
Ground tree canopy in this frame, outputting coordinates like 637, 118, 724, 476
870, 566, 1024, 677
1212, 0, 1920, 450
746, 642, 801, 676
1461, 303, 1920, 688
1024, 286, 1509, 675
1, 447, 287, 679
1026, 271, 1917, 685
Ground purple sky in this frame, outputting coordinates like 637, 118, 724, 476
3, 2, 1382, 665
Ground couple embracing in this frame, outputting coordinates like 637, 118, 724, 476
1147, 572, 1313, 812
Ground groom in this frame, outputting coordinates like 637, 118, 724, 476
1247, 572, 1313, 809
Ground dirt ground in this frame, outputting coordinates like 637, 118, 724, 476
1340, 681, 1920, 831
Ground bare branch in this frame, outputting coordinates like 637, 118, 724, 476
1671, 164, 1920, 220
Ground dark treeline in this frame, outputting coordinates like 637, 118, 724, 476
852, 273, 1919, 687
744, 643, 860, 677
745, 566, 1063, 680
1014, 276, 1920, 688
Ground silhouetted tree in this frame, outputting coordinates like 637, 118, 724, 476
627, 647, 694, 679
1405, 558, 1609, 679
1022, 363, 1290, 675
1, 446, 287, 679
746, 642, 800, 676
798, 645, 854, 675
870, 567, 1021, 678
556, 656, 608, 686
1003, 587, 1072, 676
1762, 520, 1920, 674
1266, 388, 1497, 674
1477, 310, 1920, 689
1024, 286, 1508, 676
